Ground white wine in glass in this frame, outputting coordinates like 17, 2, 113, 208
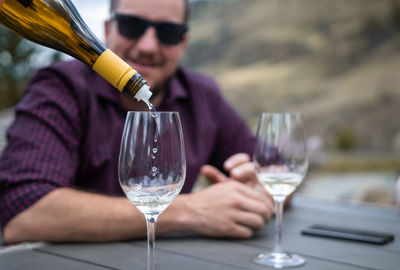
119, 111, 186, 270
253, 113, 308, 268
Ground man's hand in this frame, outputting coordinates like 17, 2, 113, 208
200, 153, 273, 202
201, 153, 257, 185
174, 181, 274, 238
172, 153, 274, 238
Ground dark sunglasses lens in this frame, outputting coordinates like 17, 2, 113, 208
156, 23, 186, 45
115, 14, 186, 45
116, 15, 148, 39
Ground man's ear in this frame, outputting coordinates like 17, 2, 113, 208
181, 32, 189, 50
104, 19, 111, 44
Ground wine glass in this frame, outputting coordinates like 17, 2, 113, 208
119, 111, 186, 270
253, 113, 308, 268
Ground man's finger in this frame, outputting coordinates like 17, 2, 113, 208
233, 209, 266, 231
230, 162, 257, 183
200, 165, 229, 183
233, 187, 274, 222
223, 153, 250, 171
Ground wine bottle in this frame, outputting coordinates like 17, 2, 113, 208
0, 0, 152, 102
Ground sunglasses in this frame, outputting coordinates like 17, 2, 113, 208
111, 13, 188, 45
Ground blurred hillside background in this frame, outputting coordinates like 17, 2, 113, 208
1, 0, 399, 205
185, 0, 400, 206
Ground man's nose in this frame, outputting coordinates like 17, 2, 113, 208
135, 26, 159, 52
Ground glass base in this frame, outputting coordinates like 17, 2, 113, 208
254, 251, 305, 268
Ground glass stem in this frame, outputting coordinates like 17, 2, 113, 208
146, 215, 158, 270
273, 197, 285, 253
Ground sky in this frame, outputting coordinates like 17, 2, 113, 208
32, 0, 215, 64
72, 0, 222, 41
73, 0, 109, 42
28, 0, 110, 65
21, 0, 110, 68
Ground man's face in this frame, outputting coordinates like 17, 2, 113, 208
105, 0, 188, 91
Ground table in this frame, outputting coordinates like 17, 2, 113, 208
1, 195, 399, 270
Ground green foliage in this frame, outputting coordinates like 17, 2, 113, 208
335, 128, 356, 151
319, 153, 400, 172
391, 0, 400, 28
0, 26, 31, 109
362, 15, 382, 36
0, 26, 62, 110
360, 0, 400, 40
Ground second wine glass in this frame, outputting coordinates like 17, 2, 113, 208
253, 112, 308, 268
119, 111, 186, 270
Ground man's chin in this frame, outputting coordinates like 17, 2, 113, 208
146, 78, 169, 98
140, 75, 156, 88
137, 72, 164, 88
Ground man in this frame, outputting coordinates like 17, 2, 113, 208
0, 0, 274, 244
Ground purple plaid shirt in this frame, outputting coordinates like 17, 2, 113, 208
0, 60, 255, 230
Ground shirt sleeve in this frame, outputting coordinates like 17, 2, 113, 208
0, 67, 82, 230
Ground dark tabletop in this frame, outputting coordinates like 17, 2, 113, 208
1, 195, 399, 270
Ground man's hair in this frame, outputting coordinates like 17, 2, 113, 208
109, 0, 190, 23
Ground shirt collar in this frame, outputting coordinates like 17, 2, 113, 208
162, 69, 189, 105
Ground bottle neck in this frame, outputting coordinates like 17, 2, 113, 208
92, 49, 136, 91
92, 49, 152, 102
123, 73, 151, 100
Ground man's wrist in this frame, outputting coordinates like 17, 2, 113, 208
158, 194, 194, 233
